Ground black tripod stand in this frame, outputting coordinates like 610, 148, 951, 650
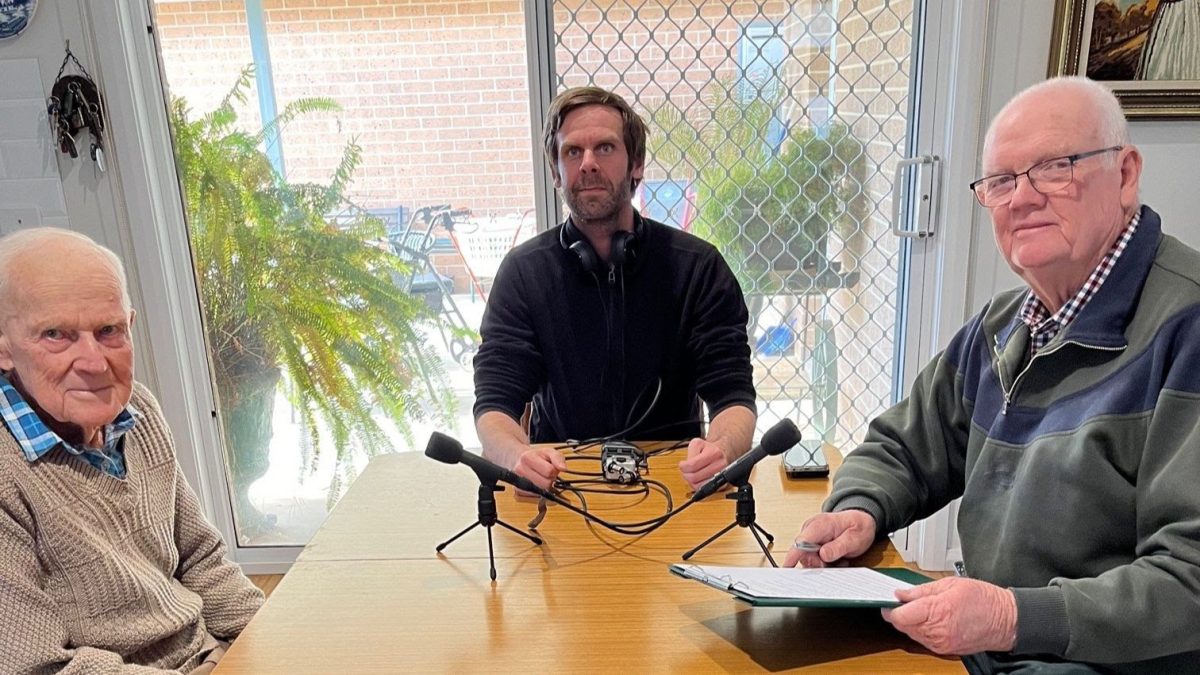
436, 482, 542, 580
681, 482, 777, 566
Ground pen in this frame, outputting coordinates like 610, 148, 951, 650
791, 540, 821, 552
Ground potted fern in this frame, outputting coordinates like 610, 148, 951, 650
169, 68, 454, 539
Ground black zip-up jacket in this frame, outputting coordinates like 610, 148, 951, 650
473, 214, 755, 443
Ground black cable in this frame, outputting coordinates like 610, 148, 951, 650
618, 264, 629, 431
536, 483, 698, 535
644, 438, 690, 457
545, 457, 700, 534
549, 481, 684, 536
556, 480, 649, 497
530, 482, 591, 530
641, 477, 674, 512
592, 270, 611, 399
550, 382, 671, 452
553, 476, 675, 516
624, 417, 709, 441
622, 374, 662, 433
555, 416, 707, 453
616, 376, 661, 439
560, 455, 603, 478
536, 412, 722, 534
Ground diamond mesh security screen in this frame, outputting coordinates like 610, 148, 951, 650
553, 0, 916, 445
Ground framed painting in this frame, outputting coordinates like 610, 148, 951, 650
1049, 0, 1200, 118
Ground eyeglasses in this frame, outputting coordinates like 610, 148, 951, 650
969, 146, 1123, 207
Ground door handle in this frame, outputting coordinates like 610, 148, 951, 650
891, 155, 941, 239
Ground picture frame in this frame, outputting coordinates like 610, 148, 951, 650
1048, 0, 1200, 119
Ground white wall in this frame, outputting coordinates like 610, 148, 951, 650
0, 2, 170, 396
0, 2, 146, 335
1133, 122, 1200, 250
0, 0, 220, 515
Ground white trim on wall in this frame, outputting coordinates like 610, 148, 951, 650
886, 0, 994, 571
90, 0, 246, 556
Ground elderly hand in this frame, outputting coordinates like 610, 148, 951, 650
882, 577, 1017, 655
679, 438, 729, 489
783, 510, 876, 567
513, 446, 568, 493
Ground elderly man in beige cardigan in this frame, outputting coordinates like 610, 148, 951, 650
0, 228, 262, 673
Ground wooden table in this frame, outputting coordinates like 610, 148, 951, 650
216, 445, 963, 673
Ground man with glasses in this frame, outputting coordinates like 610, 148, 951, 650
783, 76, 1200, 672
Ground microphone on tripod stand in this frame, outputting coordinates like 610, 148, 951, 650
426, 431, 550, 496
682, 418, 802, 566
690, 418, 801, 501
425, 432, 543, 581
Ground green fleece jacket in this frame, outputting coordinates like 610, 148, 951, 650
827, 206, 1200, 672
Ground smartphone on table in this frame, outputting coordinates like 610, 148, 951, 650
782, 440, 829, 479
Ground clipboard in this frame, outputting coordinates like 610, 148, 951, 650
669, 563, 933, 608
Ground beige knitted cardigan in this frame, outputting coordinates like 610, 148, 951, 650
0, 382, 263, 673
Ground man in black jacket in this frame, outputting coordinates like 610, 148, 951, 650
473, 86, 756, 492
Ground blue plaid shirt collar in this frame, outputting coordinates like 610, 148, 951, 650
0, 374, 138, 479
1019, 209, 1141, 355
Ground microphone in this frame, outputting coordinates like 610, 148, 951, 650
425, 432, 549, 497
691, 418, 802, 501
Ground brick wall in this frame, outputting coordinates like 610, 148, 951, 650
155, 0, 536, 216
154, 2, 263, 131
153, 0, 808, 291
154, 0, 805, 216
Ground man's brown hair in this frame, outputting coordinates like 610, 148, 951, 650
541, 86, 648, 188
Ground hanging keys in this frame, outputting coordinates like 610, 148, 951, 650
86, 101, 104, 135
59, 87, 75, 126
47, 96, 60, 125
67, 83, 87, 132
47, 48, 108, 171
60, 130, 78, 158
91, 143, 105, 173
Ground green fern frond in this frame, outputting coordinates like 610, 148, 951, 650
170, 67, 456, 525
254, 97, 340, 147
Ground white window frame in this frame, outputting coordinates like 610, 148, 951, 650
93, 0, 296, 572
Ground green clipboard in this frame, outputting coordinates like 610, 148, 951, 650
669, 564, 933, 609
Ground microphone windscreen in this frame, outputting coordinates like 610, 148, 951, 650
761, 419, 802, 456
425, 432, 464, 465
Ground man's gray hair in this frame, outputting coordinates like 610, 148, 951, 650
0, 228, 132, 314
986, 76, 1131, 160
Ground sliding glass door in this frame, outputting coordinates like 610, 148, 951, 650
138, 0, 963, 561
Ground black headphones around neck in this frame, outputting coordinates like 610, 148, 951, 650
558, 215, 644, 275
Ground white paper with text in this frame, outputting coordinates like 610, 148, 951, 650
678, 565, 914, 602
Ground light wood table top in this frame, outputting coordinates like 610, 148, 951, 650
217, 445, 963, 673
299, 443, 841, 563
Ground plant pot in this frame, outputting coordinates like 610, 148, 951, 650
221, 367, 282, 540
